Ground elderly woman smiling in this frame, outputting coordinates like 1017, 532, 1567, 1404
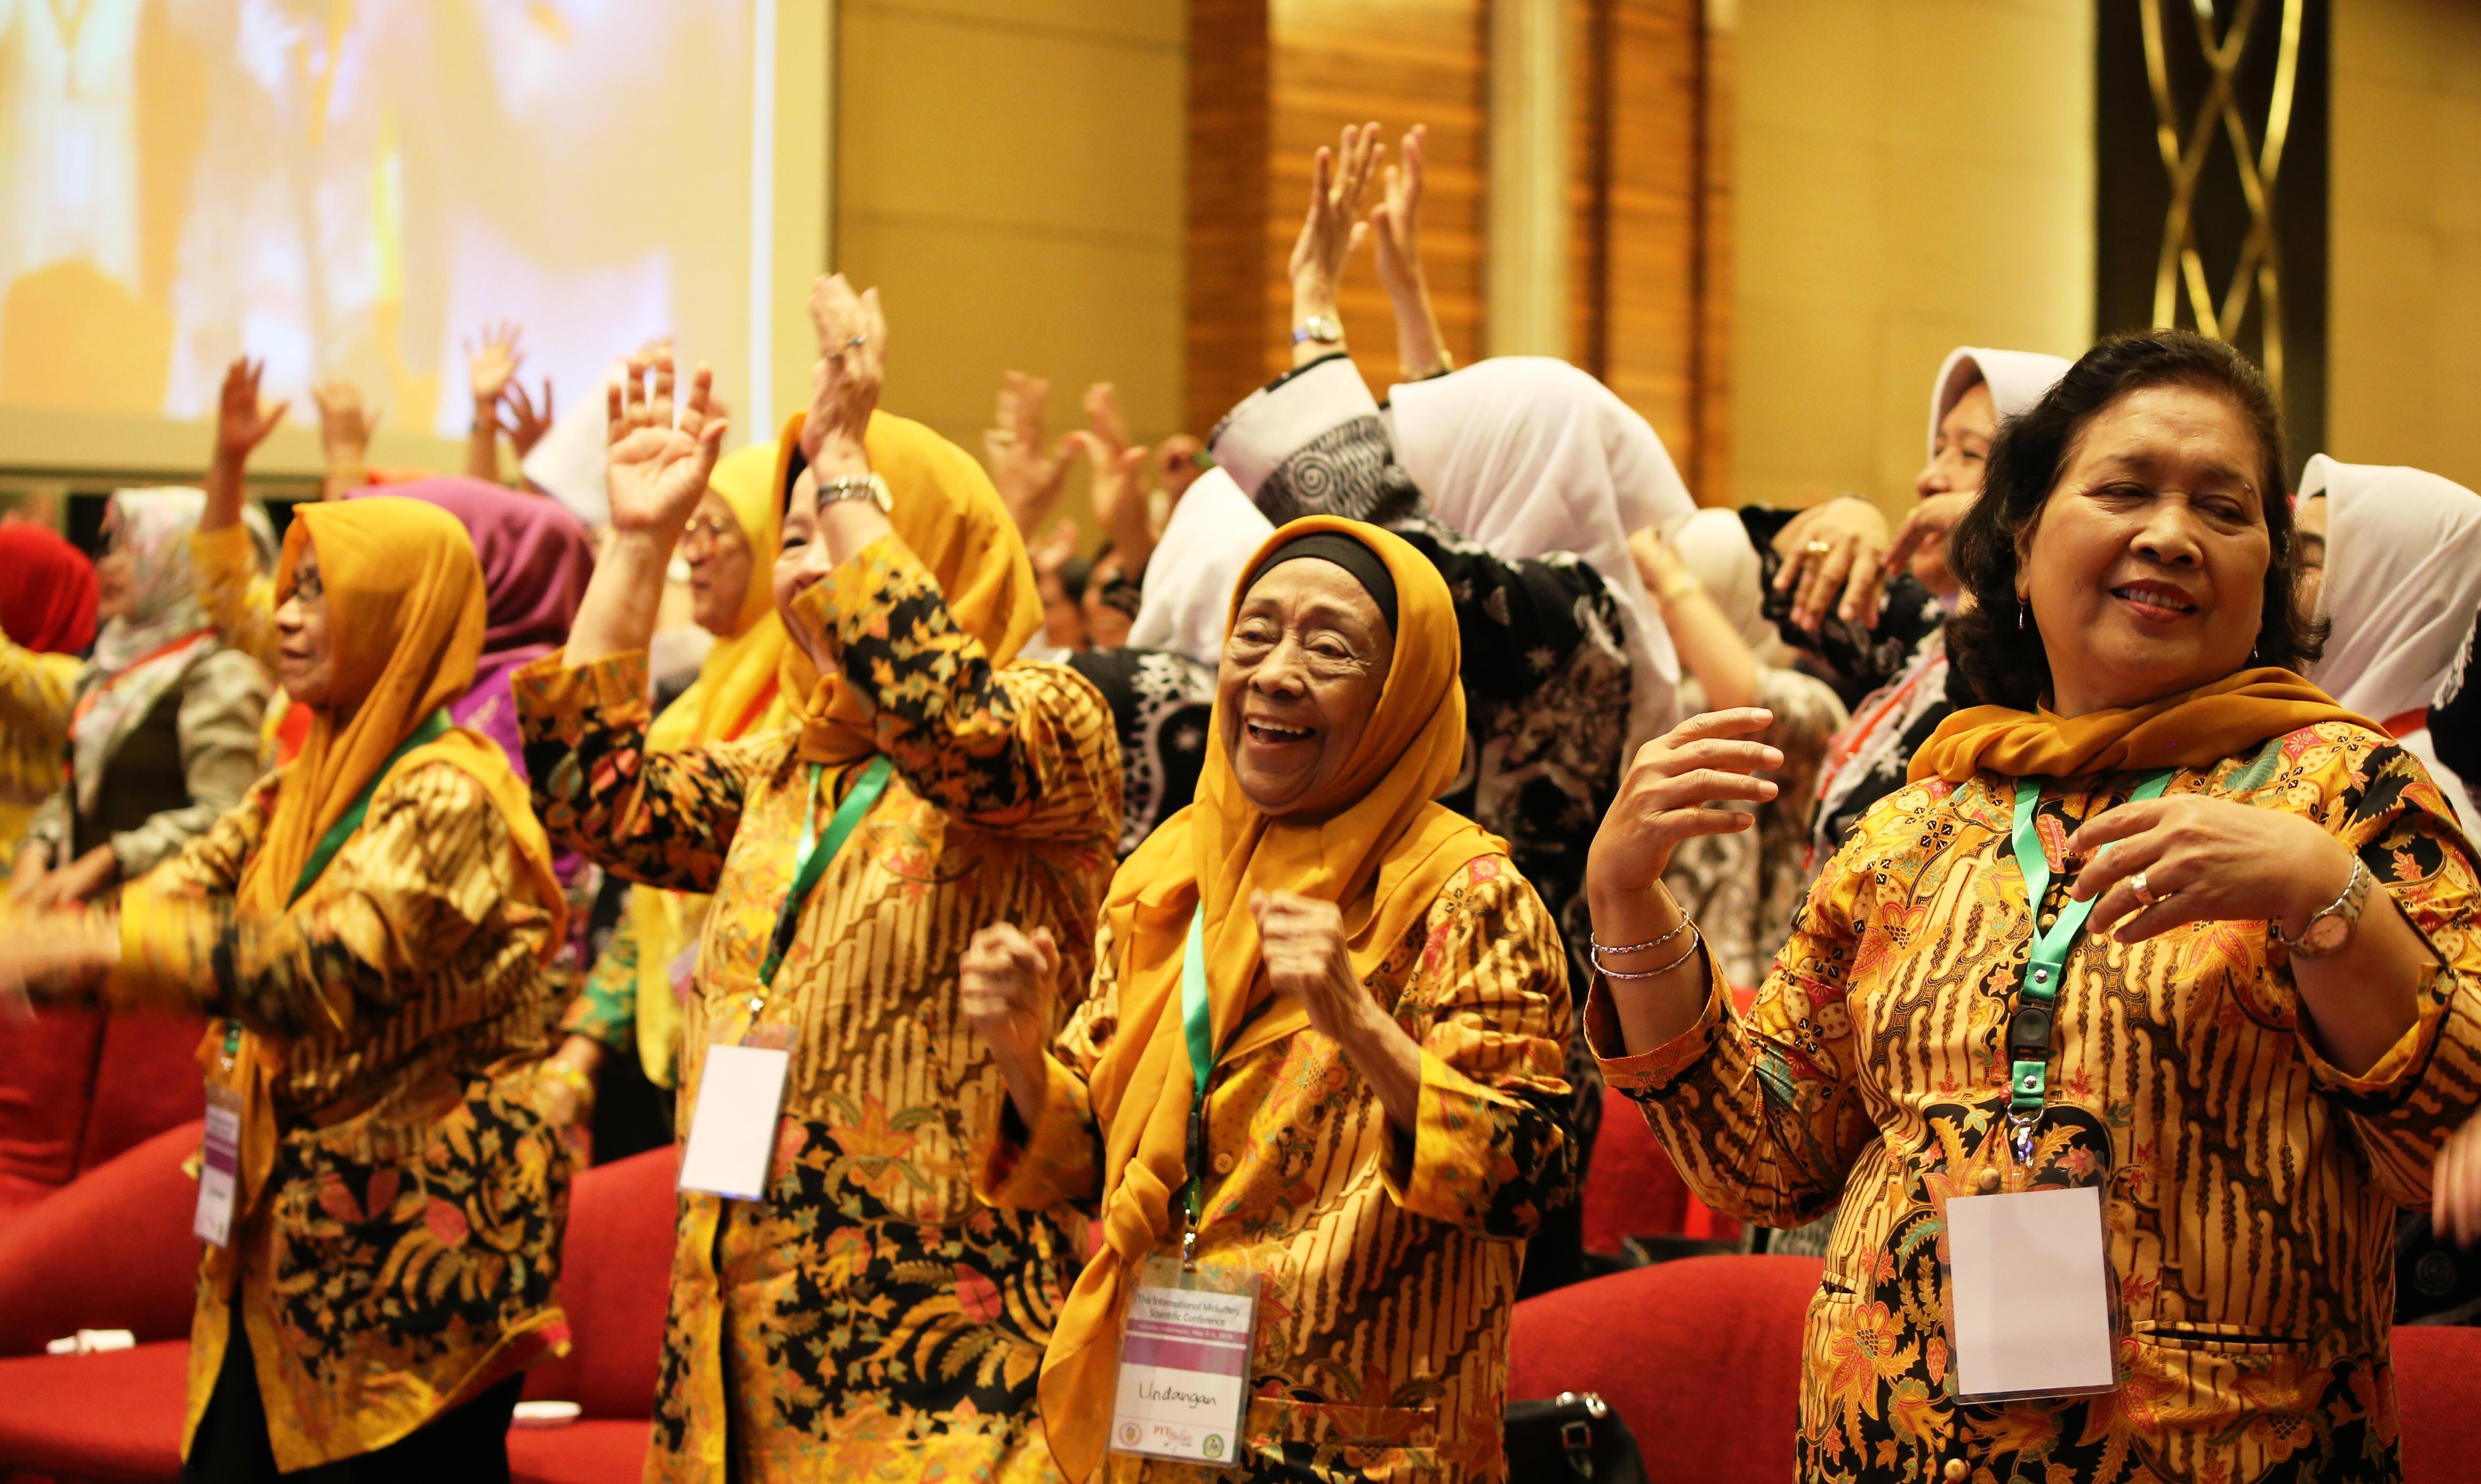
963, 517, 1575, 1483
1583, 331, 2481, 1484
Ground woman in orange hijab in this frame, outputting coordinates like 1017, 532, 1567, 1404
0, 497, 572, 1481
1580, 331, 2481, 1484
960, 515, 1578, 1482
512, 281, 1120, 1481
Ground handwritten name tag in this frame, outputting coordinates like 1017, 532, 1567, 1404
1945, 1184, 2118, 1402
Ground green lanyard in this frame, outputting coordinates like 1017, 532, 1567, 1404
755, 755, 894, 989
2004, 770, 2173, 1145
1178, 907, 1216, 1268
289, 709, 450, 904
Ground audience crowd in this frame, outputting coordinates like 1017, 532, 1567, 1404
3, 121, 2480, 1484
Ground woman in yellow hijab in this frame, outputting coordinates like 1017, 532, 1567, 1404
544, 438, 793, 1117
512, 283, 1120, 1481
1, 497, 573, 1480
961, 515, 1579, 1483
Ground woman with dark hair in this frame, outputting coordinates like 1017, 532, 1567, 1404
1580, 329, 2481, 1482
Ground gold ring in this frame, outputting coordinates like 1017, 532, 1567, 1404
1804, 539, 1833, 557
2132, 870, 2160, 908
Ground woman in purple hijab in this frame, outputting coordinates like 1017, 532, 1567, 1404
351, 477, 595, 772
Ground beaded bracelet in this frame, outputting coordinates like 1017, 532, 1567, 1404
1596, 925, 1703, 981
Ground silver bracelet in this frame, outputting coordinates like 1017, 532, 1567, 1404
1589, 915, 1692, 960
1598, 925, 1703, 981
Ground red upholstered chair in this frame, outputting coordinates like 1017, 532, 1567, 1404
0, 1119, 204, 1358
0, 1142, 677, 1484
2393, 1322, 2481, 1483
1582, 1086, 1742, 1254
1510, 1255, 1819, 1484
0, 1011, 206, 1235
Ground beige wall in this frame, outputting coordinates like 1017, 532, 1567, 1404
836, 0, 1187, 484
2330, 0, 2481, 490
1730, 0, 2092, 515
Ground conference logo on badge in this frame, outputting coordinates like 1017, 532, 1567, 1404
1204, 1434, 1227, 1459
1118, 1423, 1142, 1447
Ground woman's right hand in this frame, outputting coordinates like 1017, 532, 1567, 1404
1586, 709, 1782, 900
804, 273, 885, 466
604, 353, 728, 541
6, 848, 47, 905
1287, 121, 1383, 323
213, 357, 288, 469
960, 922, 1060, 1124
539, 1034, 605, 1129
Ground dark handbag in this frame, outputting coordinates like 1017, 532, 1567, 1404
1503, 1391, 1649, 1483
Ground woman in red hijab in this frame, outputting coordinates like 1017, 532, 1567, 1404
1, 522, 98, 854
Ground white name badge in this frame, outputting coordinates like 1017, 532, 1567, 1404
194, 1087, 243, 1248
1111, 1256, 1259, 1468
677, 1041, 792, 1201
1945, 1183, 2118, 1402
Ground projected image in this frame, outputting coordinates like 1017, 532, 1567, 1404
0, 0, 753, 439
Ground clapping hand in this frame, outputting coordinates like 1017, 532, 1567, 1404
499, 376, 555, 459
985, 372, 1079, 531
1075, 383, 1153, 559
604, 353, 729, 540
1157, 435, 1206, 502
2437, 1113, 2481, 1249
310, 376, 379, 467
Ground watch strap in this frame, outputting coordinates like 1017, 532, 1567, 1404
2276, 856, 2371, 958
816, 473, 891, 512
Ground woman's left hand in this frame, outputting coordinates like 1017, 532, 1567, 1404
17, 846, 115, 909
2435, 1111, 2481, 1249
2069, 794, 2356, 944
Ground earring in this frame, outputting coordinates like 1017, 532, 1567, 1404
2017, 599, 2028, 631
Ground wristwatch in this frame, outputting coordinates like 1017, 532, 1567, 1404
816, 472, 892, 513
2275, 857, 2372, 958
1291, 315, 1343, 347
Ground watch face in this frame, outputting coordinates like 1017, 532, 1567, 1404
2301, 915, 2350, 954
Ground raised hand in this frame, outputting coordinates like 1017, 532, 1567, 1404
959, 922, 1062, 1124
1157, 434, 1206, 503
605, 353, 729, 540
466, 320, 525, 407
213, 357, 289, 467
310, 376, 379, 463
1027, 517, 1080, 580
2438, 1112, 2481, 1249
804, 274, 885, 464
984, 371, 1078, 531
1076, 383, 1154, 561
499, 376, 555, 459
1289, 121, 1385, 321
1369, 123, 1451, 379
1587, 709, 1782, 898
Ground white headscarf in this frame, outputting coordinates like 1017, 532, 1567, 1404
1671, 506, 1770, 650
1127, 465, 1275, 667
1388, 356, 1699, 753
2308, 453, 2481, 832
71, 488, 272, 814
1927, 347, 2074, 454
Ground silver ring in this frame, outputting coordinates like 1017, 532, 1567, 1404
2132, 870, 2160, 908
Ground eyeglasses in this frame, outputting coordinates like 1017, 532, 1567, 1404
678, 515, 743, 555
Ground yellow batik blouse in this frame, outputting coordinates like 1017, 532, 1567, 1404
514, 534, 1121, 1483
983, 854, 1577, 1484
0, 625, 81, 863
1595, 721, 2481, 1484
108, 759, 571, 1471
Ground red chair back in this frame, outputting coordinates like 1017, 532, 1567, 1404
524, 1145, 679, 1419
1509, 1255, 1820, 1484
0, 1119, 204, 1356
2394, 1322, 2481, 1482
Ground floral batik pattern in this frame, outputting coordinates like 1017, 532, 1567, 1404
515, 532, 1121, 1483
1596, 723, 2481, 1484
984, 857, 1576, 1483
108, 758, 570, 1472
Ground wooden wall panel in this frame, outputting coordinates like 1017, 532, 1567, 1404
1186, 0, 1486, 435
1570, 0, 1731, 502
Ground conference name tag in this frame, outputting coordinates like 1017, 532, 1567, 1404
1944, 1184, 2119, 1402
1110, 1257, 1259, 1468
194, 1086, 243, 1248
676, 1035, 793, 1201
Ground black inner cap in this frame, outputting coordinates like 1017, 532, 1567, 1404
1240, 531, 1398, 633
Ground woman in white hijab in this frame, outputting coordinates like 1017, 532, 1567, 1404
1125, 465, 1273, 666
2300, 454, 2481, 834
